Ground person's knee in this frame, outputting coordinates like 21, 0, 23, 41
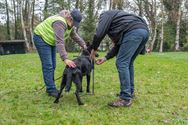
116, 60, 130, 70
42, 63, 54, 71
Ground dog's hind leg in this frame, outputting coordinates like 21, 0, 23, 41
74, 74, 84, 105
65, 73, 73, 92
86, 74, 91, 93
80, 76, 83, 92
54, 74, 66, 103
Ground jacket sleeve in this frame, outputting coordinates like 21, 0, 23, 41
53, 21, 68, 61
91, 12, 112, 50
70, 28, 86, 48
105, 45, 119, 60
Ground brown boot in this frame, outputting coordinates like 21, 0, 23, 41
108, 98, 132, 107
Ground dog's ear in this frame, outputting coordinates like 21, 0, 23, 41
86, 45, 92, 53
86, 45, 99, 57
86, 42, 91, 47
81, 49, 90, 56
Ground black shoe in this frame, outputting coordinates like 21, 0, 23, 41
47, 91, 59, 98
46, 89, 59, 98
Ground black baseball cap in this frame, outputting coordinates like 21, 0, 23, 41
70, 9, 82, 27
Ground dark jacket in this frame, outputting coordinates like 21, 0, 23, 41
91, 10, 149, 60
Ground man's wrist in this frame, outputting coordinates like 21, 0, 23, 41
63, 58, 68, 62
103, 57, 107, 61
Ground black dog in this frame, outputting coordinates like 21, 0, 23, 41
54, 48, 94, 105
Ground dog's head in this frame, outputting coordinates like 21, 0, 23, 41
81, 49, 90, 57
81, 42, 99, 57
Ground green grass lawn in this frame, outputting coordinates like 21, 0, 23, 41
0, 52, 188, 125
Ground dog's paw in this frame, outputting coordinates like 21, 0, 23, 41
86, 90, 90, 93
116, 93, 120, 97
78, 102, 84, 105
54, 99, 59, 103
65, 89, 70, 92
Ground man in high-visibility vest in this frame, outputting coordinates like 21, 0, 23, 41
33, 9, 86, 98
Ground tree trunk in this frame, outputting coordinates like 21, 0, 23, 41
29, 0, 35, 49
24, 0, 29, 23
112, 0, 116, 9
32, 0, 35, 30
75, 0, 79, 9
117, 0, 124, 10
82, 0, 96, 42
159, 1, 164, 52
5, 0, 11, 40
13, 0, 18, 39
138, 0, 143, 16
175, 5, 181, 51
94, 0, 102, 18
20, 0, 30, 51
16, 0, 22, 39
109, 0, 112, 10
143, 0, 158, 51
163, 0, 181, 25
67, 0, 71, 10
44, 0, 48, 19
150, 23, 157, 51
79, 0, 84, 12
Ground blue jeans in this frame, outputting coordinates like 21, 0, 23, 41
116, 29, 149, 100
33, 34, 57, 92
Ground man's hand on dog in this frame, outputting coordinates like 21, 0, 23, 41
64, 59, 76, 68
96, 57, 106, 65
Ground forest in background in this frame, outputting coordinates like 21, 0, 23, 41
0, 0, 188, 52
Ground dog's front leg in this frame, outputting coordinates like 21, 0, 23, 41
54, 74, 66, 103
86, 74, 91, 93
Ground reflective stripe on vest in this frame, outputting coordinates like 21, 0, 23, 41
34, 15, 72, 46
